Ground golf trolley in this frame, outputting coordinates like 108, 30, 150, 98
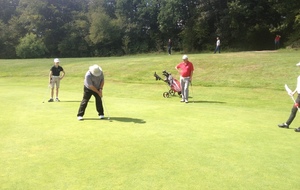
154, 70, 181, 98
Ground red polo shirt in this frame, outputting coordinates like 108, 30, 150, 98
176, 61, 194, 77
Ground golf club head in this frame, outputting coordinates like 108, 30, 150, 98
154, 72, 162, 81
162, 70, 169, 77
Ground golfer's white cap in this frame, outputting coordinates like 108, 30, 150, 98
296, 62, 300, 66
54, 58, 60, 63
182, 55, 188, 60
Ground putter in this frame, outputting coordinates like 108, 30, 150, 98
284, 84, 300, 111
102, 97, 110, 120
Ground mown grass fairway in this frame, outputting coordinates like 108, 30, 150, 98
1, 50, 300, 189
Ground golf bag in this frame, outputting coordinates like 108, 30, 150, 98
154, 70, 181, 98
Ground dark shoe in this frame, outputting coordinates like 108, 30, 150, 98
48, 98, 54, 102
295, 127, 300, 132
278, 123, 289, 128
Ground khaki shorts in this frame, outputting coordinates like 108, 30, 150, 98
50, 76, 61, 88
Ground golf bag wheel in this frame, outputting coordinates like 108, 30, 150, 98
163, 92, 170, 98
178, 91, 181, 96
169, 89, 175, 96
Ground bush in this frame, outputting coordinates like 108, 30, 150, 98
16, 33, 48, 58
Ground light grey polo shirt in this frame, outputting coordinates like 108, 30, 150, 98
84, 71, 104, 90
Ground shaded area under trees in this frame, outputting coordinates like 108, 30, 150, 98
0, 0, 299, 58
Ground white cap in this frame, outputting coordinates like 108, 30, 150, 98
89, 64, 102, 77
182, 55, 188, 60
296, 62, 300, 66
54, 58, 60, 63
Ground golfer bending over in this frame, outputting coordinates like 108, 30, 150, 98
278, 62, 300, 132
175, 55, 194, 103
77, 64, 104, 120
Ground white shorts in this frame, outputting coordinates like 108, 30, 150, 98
50, 76, 61, 88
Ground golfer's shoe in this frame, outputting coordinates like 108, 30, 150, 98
48, 98, 54, 102
99, 115, 104, 119
55, 98, 60, 102
185, 100, 189, 103
278, 123, 289, 128
295, 127, 300, 132
180, 99, 185, 102
77, 116, 83, 121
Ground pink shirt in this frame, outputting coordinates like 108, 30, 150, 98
176, 61, 194, 77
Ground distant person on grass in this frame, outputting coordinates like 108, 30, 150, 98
168, 39, 172, 55
48, 58, 65, 102
278, 62, 300, 132
214, 37, 220, 54
274, 35, 281, 49
77, 64, 105, 121
175, 55, 194, 103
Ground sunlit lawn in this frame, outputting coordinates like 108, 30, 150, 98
1, 50, 300, 189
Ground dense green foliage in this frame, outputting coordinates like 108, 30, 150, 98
0, 0, 300, 58
16, 33, 48, 58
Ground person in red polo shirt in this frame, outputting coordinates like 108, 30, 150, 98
274, 35, 281, 49
175, 55, 194, 103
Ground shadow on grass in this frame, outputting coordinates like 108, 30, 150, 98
191, 100, 226, 104
287, 128, 298, 130
83, 117, 146, 124
59, 100, 91, 103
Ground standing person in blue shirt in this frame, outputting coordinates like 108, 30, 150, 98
48, 58, 65, 102
214, 37, 221, 54
77, 64, 105, 120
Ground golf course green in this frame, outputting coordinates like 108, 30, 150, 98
1, 50, 300, 189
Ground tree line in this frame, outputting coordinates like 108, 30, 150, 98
0, 0, 299, 58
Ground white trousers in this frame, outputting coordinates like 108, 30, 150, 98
180, 76, 190, 100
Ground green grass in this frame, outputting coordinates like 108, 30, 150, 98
1, 50, 300, 189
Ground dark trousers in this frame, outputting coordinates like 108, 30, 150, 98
214, 46, 220, 53
168, 46, 172, 54
275, 41, 280, 49
77, 86, 104, 117
286, 94, 300, 125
